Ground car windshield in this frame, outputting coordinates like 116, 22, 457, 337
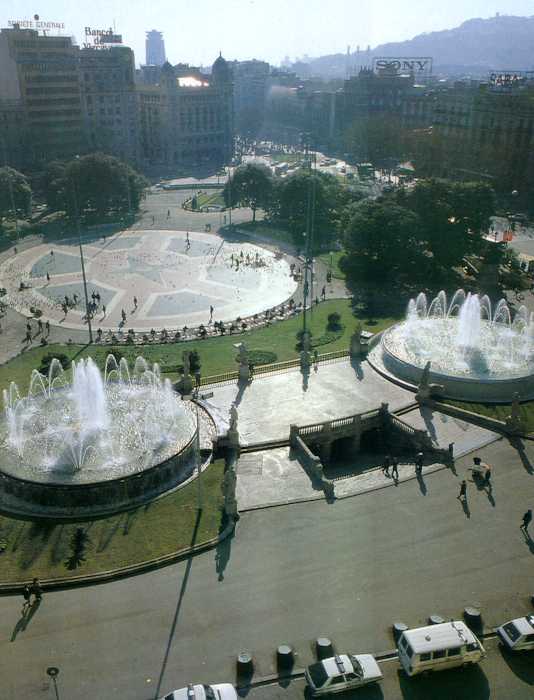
503, 623, 521, 642
203, 686, 215, 700
307, 663, 329, 688
351, 658, 363, 676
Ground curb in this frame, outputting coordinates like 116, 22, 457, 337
0, 516, 236, 596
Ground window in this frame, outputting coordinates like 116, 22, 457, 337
406, 644, 414, 658
330, 676, 345, 685
419, 652, 431, 661
432, 649, 446, 659
447, 647, 461, 657
466, 643, 479, 652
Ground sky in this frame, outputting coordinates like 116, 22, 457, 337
2, 0, 534, 67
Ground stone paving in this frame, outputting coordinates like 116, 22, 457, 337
203, 358, 416, 445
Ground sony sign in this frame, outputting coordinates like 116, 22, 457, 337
373, 57, 433, 75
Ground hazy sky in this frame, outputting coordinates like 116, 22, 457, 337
2, 1, 534, 66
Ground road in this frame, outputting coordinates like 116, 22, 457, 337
1, 438, 533, 699
246, 637, 534, 700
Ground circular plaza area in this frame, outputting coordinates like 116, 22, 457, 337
0, 230, 298, 332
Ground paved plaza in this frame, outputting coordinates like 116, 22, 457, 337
0, 230, 298, 332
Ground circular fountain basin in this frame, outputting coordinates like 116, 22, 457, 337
370, 318, 534, 402
0, 356, 216, 518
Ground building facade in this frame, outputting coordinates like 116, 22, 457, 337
232, 59, 270, 137
145, 30, 166, 67
0, 26, 86, 167
80, 46, 139, 164
138, 55, 233, 171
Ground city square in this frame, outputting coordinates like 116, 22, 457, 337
1, 5, 534, 700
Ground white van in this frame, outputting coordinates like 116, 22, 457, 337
397, 621, 486, 676
496, 615, 534, 652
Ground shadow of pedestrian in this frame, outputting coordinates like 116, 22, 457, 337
215, 514, 233, 581
521, 528, 534, 554
234, 377, 248, 407
509, 436, 534, 474
459, 497, 471, 519
11, 599, 41, 642
416, 472, 427, 495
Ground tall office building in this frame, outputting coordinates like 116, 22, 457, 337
0, 26, 86, 166
145, 30, 166, 66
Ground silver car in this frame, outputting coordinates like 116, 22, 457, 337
161, 683, 237, 700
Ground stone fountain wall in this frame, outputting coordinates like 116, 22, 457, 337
0, 430, 201, 519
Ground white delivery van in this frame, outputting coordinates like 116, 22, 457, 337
497, 615, 534, 652
397, 621, 486, 676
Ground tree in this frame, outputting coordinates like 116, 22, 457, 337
223, 163, 273, 222
341, 199, 425, 286
343, 114, 409, 166
44, 153, 148, 220
268, 169, 344, 249
0, 167, 32, 221
400, 179, 495, 271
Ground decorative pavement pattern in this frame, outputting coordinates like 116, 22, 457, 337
0, 230, 297, 332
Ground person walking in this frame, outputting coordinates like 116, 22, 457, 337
37, 319, 43, 334
382, 455, 390, 476
483, 464, 492, 488
415, 452, 424, 475
209, 304, 214, 322
167, 209, 170, 219
22, 584, 31, 613
121, 308, 126, 323
102, 304, 106, 317
45, 320, 50, 335
391, 457, 399, 482
521, 509, 532, 531
30, 577, 42, 603
46, 272, 50, 283
133, 296, 138, 309
321, 285, 326, 301
458, 480, 467, 502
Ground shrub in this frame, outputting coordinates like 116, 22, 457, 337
327, 312, 342, 331
247, 350, 277, 365
39, 352, 70, 377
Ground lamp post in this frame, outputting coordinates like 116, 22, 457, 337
195, 400, 202, 510
71, 163, 93, 344
300, 132, 316, 353
1, 138, 20, 245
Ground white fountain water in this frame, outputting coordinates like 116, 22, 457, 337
0, 355, 196, 481
372, 289, 534, 401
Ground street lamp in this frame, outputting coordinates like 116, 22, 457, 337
71, 159, 93, 343
1, 138, 20, 246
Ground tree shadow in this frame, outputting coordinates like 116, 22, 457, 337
64, 527, 91, 570
96, 513, 126, 552
19, 521, 56, 570
215, 513, 233, 581
153, 510, 202, 700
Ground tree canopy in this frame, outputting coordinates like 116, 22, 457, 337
0, 167, 32, 220
223, 163, 273, 222
43, 153, 148, 220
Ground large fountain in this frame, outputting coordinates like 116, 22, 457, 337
368, 290, 534, 402
0, 355, 213, 517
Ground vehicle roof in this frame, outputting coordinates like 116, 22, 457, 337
322, 655, 354, 677
511, 616, 534, 635
401, 622, 477, 653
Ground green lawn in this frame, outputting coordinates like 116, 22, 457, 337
0, 461, 225, 584
0, 300, 398, 396
444, 399, 534, 433
235, 220, 296, 247
318, 250, 347, 280
196, 190, 226, 210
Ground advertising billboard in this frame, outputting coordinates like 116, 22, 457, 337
373, 57, 433, 76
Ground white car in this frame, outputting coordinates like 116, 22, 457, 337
161, 683, 237, 700
305, 653, 383, 696
497, 615, 534, 652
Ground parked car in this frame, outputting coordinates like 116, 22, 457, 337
305, 653, 382, 696
397, 621, 485, 677
497, 615, 534, 652
160, 683, 237, 700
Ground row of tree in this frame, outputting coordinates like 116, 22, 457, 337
0, 153, 147, 228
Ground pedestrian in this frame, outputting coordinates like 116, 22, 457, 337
13, 246, 17, 255
26, 321, 31, 333
415, 452, 423, 474
483, 464, 492, 488
152, 215, 155, 224
321, 285, 326, 300
194, 369, 201, 389
46, 272, 50, 282
133, 296, 138, 309
458, 480, 467, 501
50, 250, 54, 257
167, 209, 170, 219
96, 292, 101, 303
382, 455, 390, 476
22, 584, 31, 612
186, 231, 190, 245
25, 330, 32, 344
121, 308, 126, 322
30, 577, 42, 603
102, 304, 106, 316
313, 348, 319, 367
73, 293, 79, 305
37, 319, 43, 333
209, 304, 214, 321
391, 457, 399, 481
521, 509, 532, 531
